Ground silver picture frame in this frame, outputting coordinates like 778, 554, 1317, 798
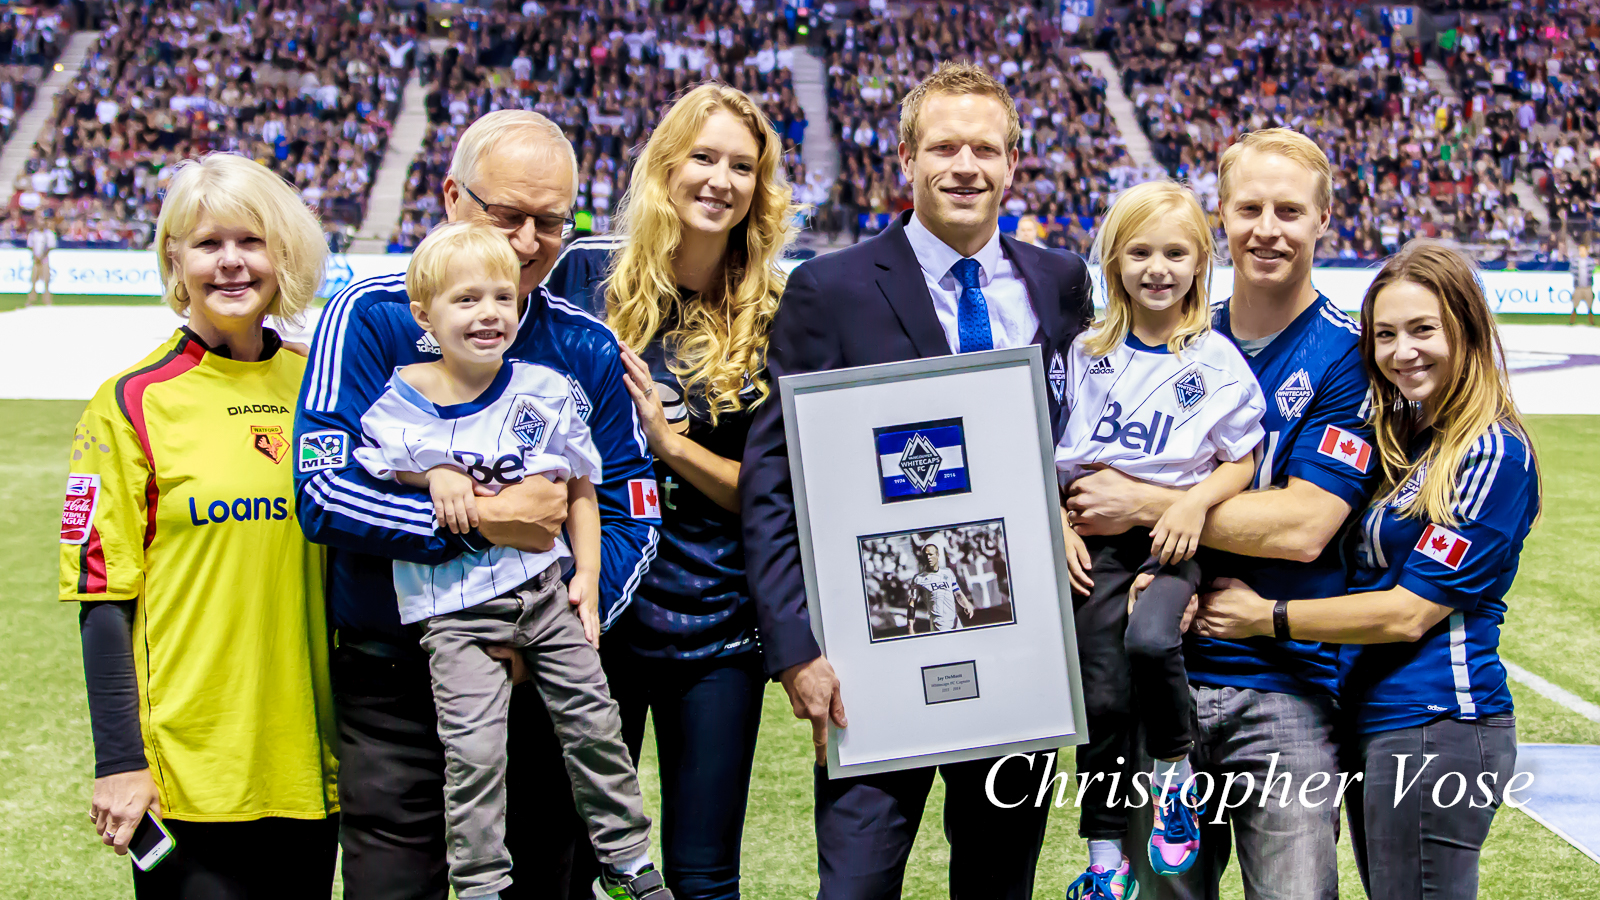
780, 345, 1088, 779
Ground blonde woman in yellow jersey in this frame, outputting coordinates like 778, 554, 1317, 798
59, 153, 339, 898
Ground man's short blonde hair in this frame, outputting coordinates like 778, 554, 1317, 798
407, 221, 522, 312
1217, 128, 1333, 214
155, 153, 327, 321
449, 109, 578, 189
898, 60, 1021, 155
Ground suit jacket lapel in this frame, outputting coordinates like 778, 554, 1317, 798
876, 213, 952, 357
1001, 233, 1062, 344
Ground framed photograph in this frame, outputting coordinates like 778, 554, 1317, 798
780, 346, 1087, 779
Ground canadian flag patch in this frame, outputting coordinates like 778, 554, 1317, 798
1416, 524, 1471, 570
61, 473, 101, 544
628, 478, 661, 518
1317, 425, 1372, 473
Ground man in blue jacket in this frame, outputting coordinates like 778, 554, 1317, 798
294, 110, 660, 900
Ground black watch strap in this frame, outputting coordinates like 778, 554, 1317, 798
1273, 599, 1291, 641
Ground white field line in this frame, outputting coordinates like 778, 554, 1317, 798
1502, 657, 1600, 725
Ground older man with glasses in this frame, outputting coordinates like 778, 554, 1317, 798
294, 110, 661, 900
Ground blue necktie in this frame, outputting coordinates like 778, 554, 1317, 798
951, 257, 993, 353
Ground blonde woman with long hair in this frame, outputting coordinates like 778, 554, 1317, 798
1197, 240, 1539, 899
1055, 181, 1266, 896
552, 82, 796, 900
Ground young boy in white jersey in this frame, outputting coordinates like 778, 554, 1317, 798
352, 222, 671, 900
1056, 183, 1266, 900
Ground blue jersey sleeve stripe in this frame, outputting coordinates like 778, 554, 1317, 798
310, 275, 407, 412
1318, 305, 1360, 336
1464, 424, 1506, 519
1452, 426, 1503, 519
602, 525, 659, 631
305, 475, 437, 536
546, 292, 608, 328
318, 469, 438, 521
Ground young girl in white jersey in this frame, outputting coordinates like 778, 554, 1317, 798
352, 222, 671, 900
1057, 182, 1266, 900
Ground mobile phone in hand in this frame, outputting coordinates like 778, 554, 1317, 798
129, 811, 175, 872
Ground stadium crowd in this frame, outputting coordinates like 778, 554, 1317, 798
1108, 0, 1554, 263
7, 0, 417, 249
389, 0, 814, 251
821, 2, 1158, 253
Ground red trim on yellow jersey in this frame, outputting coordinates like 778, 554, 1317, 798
115, 337, 205, 466
77, 526, 107, 593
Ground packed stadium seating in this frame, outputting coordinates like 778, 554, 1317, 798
388, 0, 809, 251
9, 0, 418, 249
821, 2, 1158, 254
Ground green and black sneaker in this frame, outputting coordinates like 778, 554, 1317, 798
592, 863, 673, 900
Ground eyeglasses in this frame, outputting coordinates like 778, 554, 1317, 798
462, 184, 575, 239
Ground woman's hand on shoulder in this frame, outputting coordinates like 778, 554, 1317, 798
91, 768, 161, 855
618, 343, 677, 458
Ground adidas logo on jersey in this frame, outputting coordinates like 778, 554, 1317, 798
417, 333, 441, 355
1088, 357, 1115, 375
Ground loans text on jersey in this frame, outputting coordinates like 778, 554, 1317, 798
511, 402, 547, 450
898, 432, 944, 492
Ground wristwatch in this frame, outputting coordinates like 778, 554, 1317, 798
1273, 599, 1291, 641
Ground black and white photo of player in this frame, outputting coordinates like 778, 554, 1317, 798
858, 519, 1016, 642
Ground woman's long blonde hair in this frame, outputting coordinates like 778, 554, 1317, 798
605, 83, 799, 423
1085, 181, 1215, 358
1359, 240, 1540, 524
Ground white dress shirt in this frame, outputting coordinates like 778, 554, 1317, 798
904, 213, 1040, 353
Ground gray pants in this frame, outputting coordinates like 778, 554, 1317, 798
1348, 715, 1517, 900
420, 564, 651, 898
1126, 685, 1342, 900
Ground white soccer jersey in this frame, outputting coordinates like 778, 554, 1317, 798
354, 360, 603, 624
913, 567, 963, 632
1056, 330, 1266, 488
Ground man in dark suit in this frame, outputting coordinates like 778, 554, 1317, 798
740, 61, 1096, 899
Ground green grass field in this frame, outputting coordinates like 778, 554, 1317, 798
3, 401, 1597, 898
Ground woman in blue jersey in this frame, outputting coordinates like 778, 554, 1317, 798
571, 83, 797, 899
1196, 240, 1539, 900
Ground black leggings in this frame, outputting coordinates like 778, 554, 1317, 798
1073, 529, 1200, 840
131, 815, 338, 899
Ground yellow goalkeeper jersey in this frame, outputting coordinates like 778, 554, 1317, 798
59, 328, 337, 822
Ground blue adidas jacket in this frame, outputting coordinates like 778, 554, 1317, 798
293, 273, 660, 639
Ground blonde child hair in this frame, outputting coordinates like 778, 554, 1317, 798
1085, 181, 1216, 358
406, 221, 522, 316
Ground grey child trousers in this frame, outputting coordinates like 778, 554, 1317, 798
420, 563, 652, 899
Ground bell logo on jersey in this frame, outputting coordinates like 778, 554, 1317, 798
628, 478, 661, 518
1173, 367, 1206, 410
1276, 369, 1314, 420
1416, 524, 1471, 570
1091, 401, 1175, 455
1317, 425, 1372, 473
60, 473, 100, 544
1048, 351, 1066, 402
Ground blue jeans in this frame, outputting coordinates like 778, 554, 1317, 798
570, 646, 766, 900
1126, 685, 1342, 900
1347, 715, 1517, 900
